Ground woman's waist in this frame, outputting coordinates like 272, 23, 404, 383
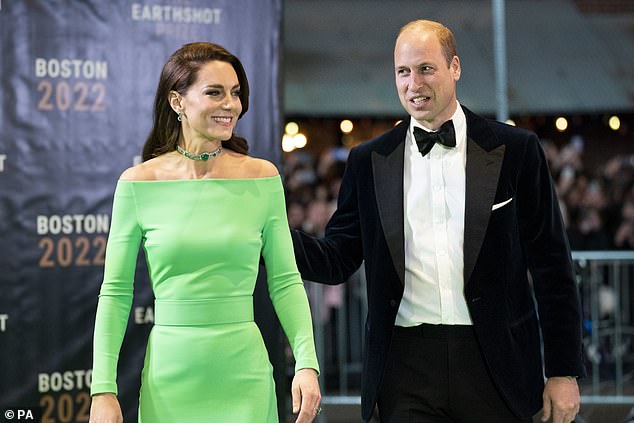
153, 296, 254, 326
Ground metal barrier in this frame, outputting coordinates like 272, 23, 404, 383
307, 266, 367, 396
306, 251, 634, 418
574, 251, 634, 404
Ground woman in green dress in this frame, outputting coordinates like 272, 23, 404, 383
89, 42, 321, 423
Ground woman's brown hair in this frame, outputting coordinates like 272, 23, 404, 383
142, 42, 249, 161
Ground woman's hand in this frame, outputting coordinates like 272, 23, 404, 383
291, 368, 321, 422
89, 393, 123, 423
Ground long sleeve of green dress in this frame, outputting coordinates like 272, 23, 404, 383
262, 178, 319, 374
92, 181, 141, 395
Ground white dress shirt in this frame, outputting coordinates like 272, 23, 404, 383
395, 102, 473, 326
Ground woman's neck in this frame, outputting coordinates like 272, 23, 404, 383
179, 136, 222, 155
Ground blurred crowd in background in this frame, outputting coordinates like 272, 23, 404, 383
282, 134, 634, 251
544, 137, 634, 250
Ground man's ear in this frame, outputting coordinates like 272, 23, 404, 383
451, 56, 461, 81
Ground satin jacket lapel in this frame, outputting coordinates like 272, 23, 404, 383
463, 108, 505, 285
371, 123, 407, 285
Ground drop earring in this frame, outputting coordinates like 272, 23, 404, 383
177, 111, 183, 122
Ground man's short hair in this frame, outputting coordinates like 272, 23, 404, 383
398, 20, 457, 67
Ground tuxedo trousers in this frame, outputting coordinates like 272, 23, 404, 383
376, 324, 533, 423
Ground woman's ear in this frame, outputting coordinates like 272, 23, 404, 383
168, 90, 183, 114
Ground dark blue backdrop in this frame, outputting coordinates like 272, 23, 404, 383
0, 1, 283, 421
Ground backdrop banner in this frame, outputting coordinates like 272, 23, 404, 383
0, 1, 283, 420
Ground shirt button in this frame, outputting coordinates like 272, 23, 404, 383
433, 185, 441, 191
390, 299, 397, 308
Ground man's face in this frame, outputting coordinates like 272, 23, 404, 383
394, 29, 460, 129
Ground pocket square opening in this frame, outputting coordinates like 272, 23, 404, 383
492, 197, 513, 211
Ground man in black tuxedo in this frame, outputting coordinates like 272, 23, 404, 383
292, 20, 585, 423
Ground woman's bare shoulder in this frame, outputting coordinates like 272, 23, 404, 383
243, 156, 279, 178
119, 156, 165, 181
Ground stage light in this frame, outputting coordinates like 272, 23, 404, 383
340, 119, 353, 134
555, 117, 568, 132
294, 133, 307, 148
505, 119, 516, 126
282, 134, 296, 152
608, 115, 621, 131
285, 121, 299, 135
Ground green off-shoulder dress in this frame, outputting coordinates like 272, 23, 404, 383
91, 176, 319, 422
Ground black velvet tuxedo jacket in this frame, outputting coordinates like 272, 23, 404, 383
291, 106, 585, 421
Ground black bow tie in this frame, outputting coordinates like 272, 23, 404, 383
413, 120, 456, 157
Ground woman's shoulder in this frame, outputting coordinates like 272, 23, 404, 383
237, 156, 279, 178
119, 156, 165, 181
